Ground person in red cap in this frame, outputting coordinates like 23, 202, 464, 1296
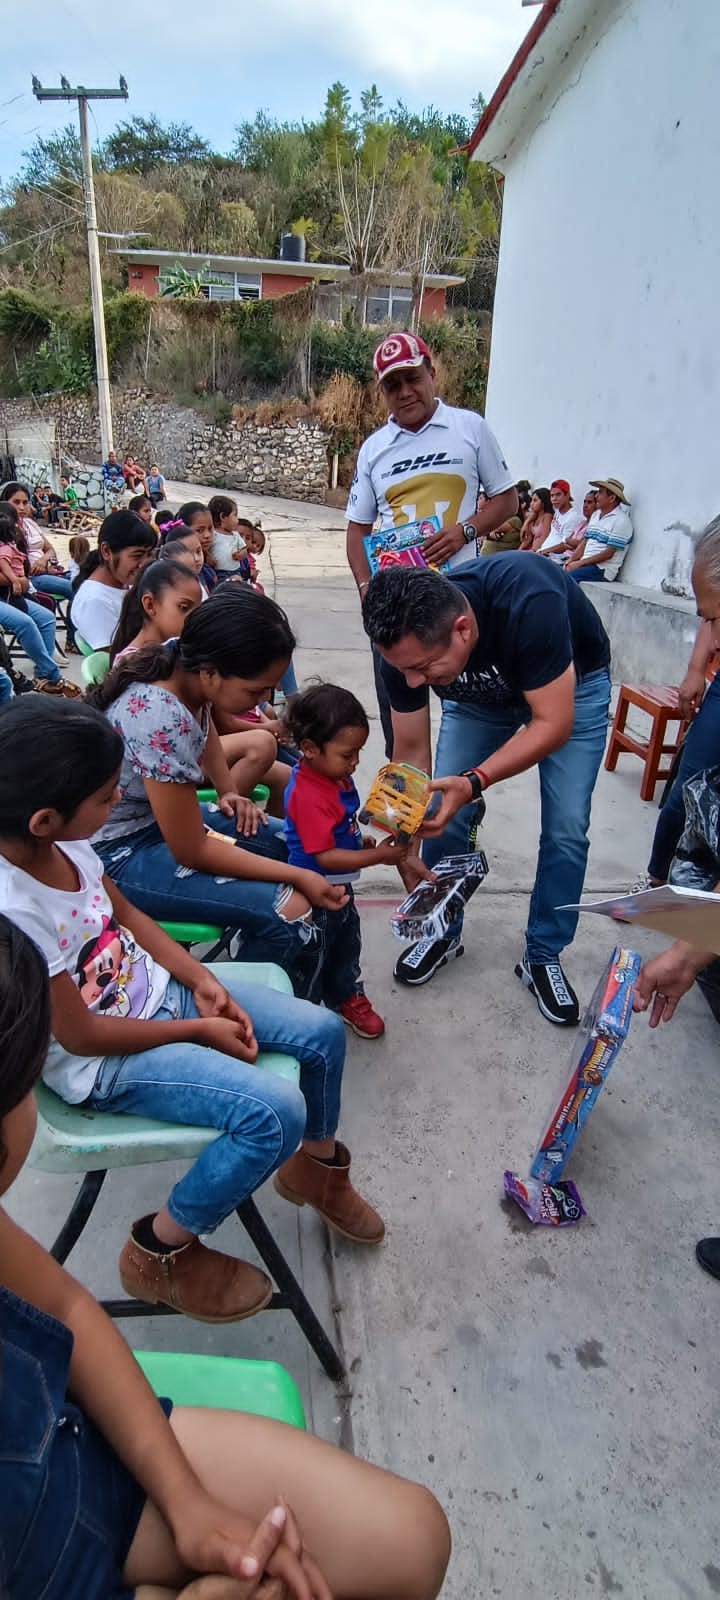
346, 332, 518, 754
538, 480, 587, 565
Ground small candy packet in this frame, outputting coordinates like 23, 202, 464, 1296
503, 1170, 585, 1227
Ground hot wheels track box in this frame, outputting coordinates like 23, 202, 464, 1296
530, 946, 641, 1182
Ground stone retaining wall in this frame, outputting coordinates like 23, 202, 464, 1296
0, 390, 330, 503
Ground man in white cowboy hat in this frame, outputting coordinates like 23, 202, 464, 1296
345, 331, 518, 752
565, 476, 633, 584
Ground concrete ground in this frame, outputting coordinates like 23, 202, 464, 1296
10, 486, 720, 1598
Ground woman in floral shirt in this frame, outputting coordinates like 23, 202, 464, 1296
90, 582, 345, 1000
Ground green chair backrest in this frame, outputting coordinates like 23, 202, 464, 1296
197, 784, 270, 807
134, 1350, 306, 1429
75, 634, 94, 657
159, 919, 223, 946
81, 650, 110, 687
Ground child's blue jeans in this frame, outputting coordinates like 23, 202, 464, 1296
321, 888, 364, 1009
86, 963, 345, 1235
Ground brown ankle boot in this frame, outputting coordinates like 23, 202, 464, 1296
274, 1143, 385, 1245
119, 1228, 273, 1323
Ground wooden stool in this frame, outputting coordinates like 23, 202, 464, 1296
605, 684, 692, 801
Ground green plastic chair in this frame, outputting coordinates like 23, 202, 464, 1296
75, 633, 94, 657
30, 960, 343, 1380
198, 784, 271, 807
80, 649, 110, 687
135, 1350, 306, 1429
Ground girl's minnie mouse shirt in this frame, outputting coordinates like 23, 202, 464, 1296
0, 840, 169, 1104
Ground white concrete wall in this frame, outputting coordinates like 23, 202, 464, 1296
484, 0, 720, 593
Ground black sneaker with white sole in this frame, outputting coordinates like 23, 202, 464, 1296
394, 935, 464, 987
515, 957, 579, 1026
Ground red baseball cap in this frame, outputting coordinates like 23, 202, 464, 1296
551, 478, 571, 494
373, 331, 432, 381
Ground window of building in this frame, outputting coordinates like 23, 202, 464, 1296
365, 285, 414, 325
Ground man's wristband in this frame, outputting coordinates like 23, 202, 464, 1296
461, 767, 491, 801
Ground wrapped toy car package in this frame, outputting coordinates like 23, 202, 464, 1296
391, 852, 489, 942
529, 946, 642, 1183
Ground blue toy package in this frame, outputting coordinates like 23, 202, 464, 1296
529, 946, 642, 1182
362, 517, 448, 575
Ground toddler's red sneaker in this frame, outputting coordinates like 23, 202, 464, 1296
338, 993, 385, 1039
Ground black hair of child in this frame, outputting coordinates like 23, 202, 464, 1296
90, 579, 296, 713
0, 915, 50, 1161
284, 682, 369, 749
208, 494, 235, 525
0, 696, 124, 838
71, 510, 156, 594
177, 501, 209, 527
110, 559, 199, 661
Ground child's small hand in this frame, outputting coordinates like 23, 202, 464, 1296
195, 1015, 259, 1062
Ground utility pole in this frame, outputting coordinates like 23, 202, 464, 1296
32, 75, 128, 461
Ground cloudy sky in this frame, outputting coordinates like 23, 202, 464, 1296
1, 0, 533, 180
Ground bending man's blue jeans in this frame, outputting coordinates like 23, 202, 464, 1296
95, 807, 326, 1000
648, 672, 720, 881
0, 595, 59, 682
423, 669, 611, 962
87, 963, 345, 1235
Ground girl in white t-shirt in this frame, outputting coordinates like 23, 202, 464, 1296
0, 909, 447, 1600
69, 509, 157, 650
0, 695, 384, 1319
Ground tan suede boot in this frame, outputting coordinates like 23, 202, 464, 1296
274, 1142, 385, 1245
119, 1229, 273, 1323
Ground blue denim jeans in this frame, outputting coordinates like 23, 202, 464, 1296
568, 566, 607, 583
424, 669, 612, 961
32, 573, 76, 644
648, 672, 720, 881
0, 667, 12, 703
321, 889, 363, 1008
88, 964, 345, 1234
0, 1284, 159, 1600
0, 594, 59, 682
95, 807, 327, 1000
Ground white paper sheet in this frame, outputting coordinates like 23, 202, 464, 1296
560, 885, 720, 954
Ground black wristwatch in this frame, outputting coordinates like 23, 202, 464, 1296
461, 768, 485, 801
461, 522, 477, 545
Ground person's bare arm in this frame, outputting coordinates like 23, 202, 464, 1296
677, 619, 715, 719
0, 1213, 316, 1596
346, 519, 374, 595
0, 553, 22, 590
388, 704, 433, 774
144, 779, 346, 909
422, 486, 519, 567
566, 544, 617, 570
421, 667, 576, 836
315, 839, 406, 874
202, 718, 237, 795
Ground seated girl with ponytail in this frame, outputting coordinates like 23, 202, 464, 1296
0, 919, 449, 1600
109, 562, 291, 806
70, 510, 157, 650
89, 582, 345, 1001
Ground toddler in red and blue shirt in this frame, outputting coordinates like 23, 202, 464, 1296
283, 683, 407, 1039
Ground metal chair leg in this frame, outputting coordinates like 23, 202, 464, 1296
50, 1169, 107, 1263
237, 1196, 344, 1381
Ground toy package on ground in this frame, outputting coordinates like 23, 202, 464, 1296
363, 516, 449, 575
359, 762, 430, 844
529, 946, 641, 1182
391, 852, 489, 941
503, 1171, 585, 1227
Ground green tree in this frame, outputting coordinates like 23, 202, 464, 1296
104, 116, 211, 174
19, 124, 84, 188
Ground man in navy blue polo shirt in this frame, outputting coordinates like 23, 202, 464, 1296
363, 557, 612, 1026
